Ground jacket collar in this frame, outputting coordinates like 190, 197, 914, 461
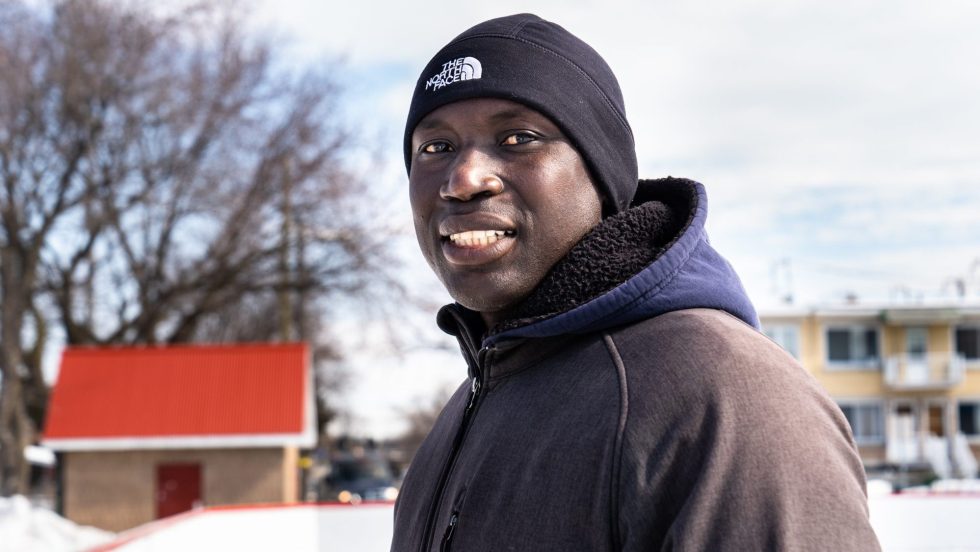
437, 177, 757, 357
437, 303, 582, 381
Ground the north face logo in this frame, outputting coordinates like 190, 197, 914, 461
425, 57, 482, 91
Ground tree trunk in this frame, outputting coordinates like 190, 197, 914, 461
0, 246, 34, 495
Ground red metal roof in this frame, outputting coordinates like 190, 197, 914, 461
43, 343, 309, 443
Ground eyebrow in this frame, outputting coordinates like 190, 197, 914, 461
414, 117, 448, 132
488, 108, 536, 124
415, 107, 540, 132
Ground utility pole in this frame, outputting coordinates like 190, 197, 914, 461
278, 158, 294, 342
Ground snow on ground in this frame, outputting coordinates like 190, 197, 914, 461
0, 495, 114, 551
870, 494, 980, 551
4, 492, 980, 550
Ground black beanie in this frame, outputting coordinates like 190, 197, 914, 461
403, 13, 638, 214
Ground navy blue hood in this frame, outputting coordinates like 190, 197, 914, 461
438, 178, 758, 347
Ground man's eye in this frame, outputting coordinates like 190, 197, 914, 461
501, 133, 537, 146
420, 141, 452, 154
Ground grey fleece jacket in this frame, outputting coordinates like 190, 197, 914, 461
391, 179, 881, 551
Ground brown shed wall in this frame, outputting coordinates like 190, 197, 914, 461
63, 447, 299, 532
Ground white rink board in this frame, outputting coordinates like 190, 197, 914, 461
86, 494, 980, 551
111, 504, 394, 552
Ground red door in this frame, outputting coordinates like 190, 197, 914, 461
156, 463, 202, 519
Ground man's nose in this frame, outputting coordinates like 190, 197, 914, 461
440, 147, 503, 202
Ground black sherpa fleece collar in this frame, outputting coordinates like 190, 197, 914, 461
439, 177, 698, 341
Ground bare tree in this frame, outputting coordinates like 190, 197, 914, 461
0, 0, 109, 495
394, 387, 455, 470
0, 0, 407, 494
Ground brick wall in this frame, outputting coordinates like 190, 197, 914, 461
63, 447, 299, 532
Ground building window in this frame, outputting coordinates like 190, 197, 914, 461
959, 402, 980, 437
955, 326, 980, 362
838, 402, 884, 444
826, 326, 880, 368
763, 324, 800, 358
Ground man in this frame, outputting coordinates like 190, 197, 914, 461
393, 13, 881, 551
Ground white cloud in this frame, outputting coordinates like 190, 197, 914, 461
250, 0, 980, 435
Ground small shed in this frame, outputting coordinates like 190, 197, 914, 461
42, 343, 316, 532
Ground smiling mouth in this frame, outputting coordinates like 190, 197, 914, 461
445, 229, 517, 247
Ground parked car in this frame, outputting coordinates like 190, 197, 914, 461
319, 451, 399, 503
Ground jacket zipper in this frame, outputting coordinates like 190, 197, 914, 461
439, 512, 459, 552
418, 347, 488, 552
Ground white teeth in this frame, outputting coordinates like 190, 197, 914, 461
449, 230, 508, 247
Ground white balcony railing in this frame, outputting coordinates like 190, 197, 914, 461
884, 353, 965, 390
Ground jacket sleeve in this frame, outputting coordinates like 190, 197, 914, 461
611, 310, 881, 551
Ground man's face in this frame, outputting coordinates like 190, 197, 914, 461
409, 98, 602, 326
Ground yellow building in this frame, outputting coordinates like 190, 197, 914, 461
760, 302, 980, 480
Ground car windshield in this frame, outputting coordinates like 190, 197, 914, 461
331, 458, 391, 482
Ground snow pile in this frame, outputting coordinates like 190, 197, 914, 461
866, 478, 894, 497
902, 478, 980, 494
0, 495, 115, 551
929, 478, 980, 493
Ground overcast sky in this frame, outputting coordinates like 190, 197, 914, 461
250, 0, 980, 437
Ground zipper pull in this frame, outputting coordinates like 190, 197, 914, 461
466, 377, 480, 412
440, 512, 459, 552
